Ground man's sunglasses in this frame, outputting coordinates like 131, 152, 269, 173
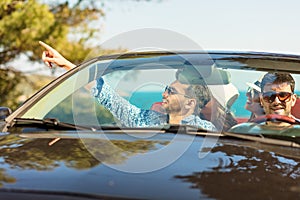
262, 91, 293, 103
164, 86, 192, 98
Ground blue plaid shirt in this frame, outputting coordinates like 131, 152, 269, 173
92, 78, 216, 131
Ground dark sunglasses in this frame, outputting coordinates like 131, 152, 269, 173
262, 91, 293, 103
164, 86, 191, 98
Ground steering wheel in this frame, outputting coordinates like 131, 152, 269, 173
250, 114, 298, 124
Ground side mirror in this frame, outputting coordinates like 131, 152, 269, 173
0, 107, 12, 120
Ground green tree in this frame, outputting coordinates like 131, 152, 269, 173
0, 0, 161, 65
0, 134, 169, 170
0, 0, 105, 65
0, 68, 25, 109
0, 0, 159, 109
0, 0, 106, 109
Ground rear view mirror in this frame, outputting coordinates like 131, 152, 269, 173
0, 107, 12, 120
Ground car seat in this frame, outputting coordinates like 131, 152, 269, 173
291, 97, 300, 119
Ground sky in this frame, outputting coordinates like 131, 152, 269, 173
93, 0, 300, 92
98, 0, 300, 53
16, 0, 300, 75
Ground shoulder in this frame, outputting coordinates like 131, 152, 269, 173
182, 115, 217, 131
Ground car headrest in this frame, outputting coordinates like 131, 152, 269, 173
292, 97, 300, 119
208, 83, 239, 109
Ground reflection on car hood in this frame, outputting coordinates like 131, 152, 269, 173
0, 131, 300, 199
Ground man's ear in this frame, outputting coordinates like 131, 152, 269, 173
291, 94, 297, 107
185, 98, 196, 109
260, 95, 264, 106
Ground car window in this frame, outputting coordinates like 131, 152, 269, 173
17, 53, 300, 133
43, 68, 175, 127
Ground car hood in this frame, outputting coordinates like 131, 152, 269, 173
0, 131, 300, 199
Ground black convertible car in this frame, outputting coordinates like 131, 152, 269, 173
1, 51, 300, 199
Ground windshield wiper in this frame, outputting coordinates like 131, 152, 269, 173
160, 124, 222, 136
11, 118, 94, 131
10, 119, 222, 134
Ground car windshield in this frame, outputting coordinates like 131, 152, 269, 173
9, 52, 300, 137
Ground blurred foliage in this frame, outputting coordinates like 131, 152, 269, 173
0, 68, 53, 110
0, 0, 161, 65
1, 0, 105, 65
0, 68, 26, 110
0, 0, 160, 110
174, 144, 300, 199
0, 168, 16, 187
0, 134, 168, 171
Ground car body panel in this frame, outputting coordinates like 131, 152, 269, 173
1, 131, 300, 199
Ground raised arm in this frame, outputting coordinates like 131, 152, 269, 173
92, 78, 166, 127
39, 41, 76, 70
